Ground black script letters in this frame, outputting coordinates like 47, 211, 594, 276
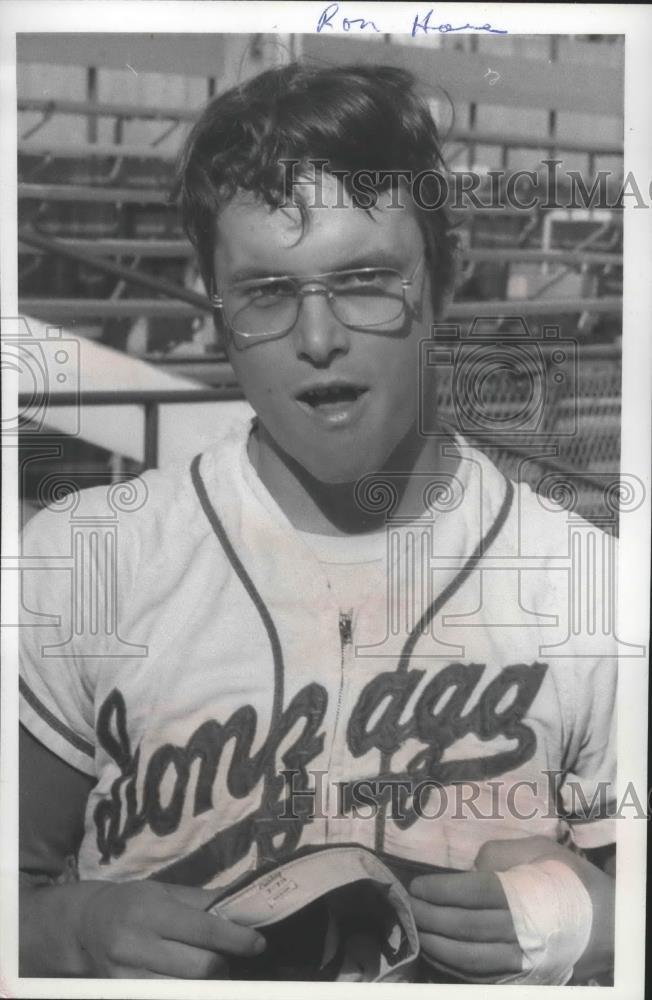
93, 683, 328, 868
347, 661, 548, 786
93, 658, 549, 878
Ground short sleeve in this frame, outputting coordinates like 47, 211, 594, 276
19, 501, 97, 776
558, 657, 617, 850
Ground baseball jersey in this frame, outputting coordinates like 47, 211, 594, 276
19, 413, 617, 894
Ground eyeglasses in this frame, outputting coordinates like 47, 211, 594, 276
211, 251, 426, 342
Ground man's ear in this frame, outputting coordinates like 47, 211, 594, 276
205, 270, 228, 352
212, 311, 229, 353
425, 229, 461, 322
438, 233, 462, 319
438, 285, 455, 320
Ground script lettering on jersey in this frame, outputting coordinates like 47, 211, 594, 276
93, 682, 328, 871
346, 661, 548, 825
92, 659, 547, 881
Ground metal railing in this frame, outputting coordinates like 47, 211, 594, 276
18, 129, 624, 162
19, 228, 206, 309
17, 239, 626, 267
19, 296, 624, 323
17, 387, 242, 469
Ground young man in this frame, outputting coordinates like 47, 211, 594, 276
19, 63, 616, 983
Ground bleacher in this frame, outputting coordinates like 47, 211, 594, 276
16, 33, 624, 531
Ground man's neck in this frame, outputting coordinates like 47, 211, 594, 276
248, 422, 461, 536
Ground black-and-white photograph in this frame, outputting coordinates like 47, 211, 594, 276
2, 5, 650, 996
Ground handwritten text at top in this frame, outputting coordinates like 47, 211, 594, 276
316, 4, 508, 37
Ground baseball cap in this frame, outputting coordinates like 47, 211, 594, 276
206, 845, 420, 982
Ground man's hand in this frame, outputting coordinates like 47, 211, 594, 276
408, 865, 521, 980
74, 880, 267, 978
19, 730, 267, 979
21, 878, 266, 979
408, 835, 615, 983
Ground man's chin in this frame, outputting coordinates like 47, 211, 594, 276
258, 423, 397, 488
300, 452, 389, 487
308, 469, 364, 487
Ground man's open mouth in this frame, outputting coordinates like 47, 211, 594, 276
295, 382, 370, 425
297, 384, 368, 408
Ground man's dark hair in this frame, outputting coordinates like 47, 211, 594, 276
174, 61, 458, 318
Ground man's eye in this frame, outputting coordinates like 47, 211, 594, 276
332, 270, 389, 291
246, 280, 295, 304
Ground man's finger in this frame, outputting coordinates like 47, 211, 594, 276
410, 898, 516, 943
154, 898, 266, 957
108, 963, 180, 980
418, 932, 523, 978
139, 941, 230, 979
161, 883, 230, 910
409, 871, 508, 909
475, 836, 565, 873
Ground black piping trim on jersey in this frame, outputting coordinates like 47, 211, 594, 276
19, 676, 95, 758
190, 453, 284, 723
375, 474, 515, 853
397, 475, 515, 671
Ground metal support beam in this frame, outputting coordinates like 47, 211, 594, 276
19, 228, 208, 308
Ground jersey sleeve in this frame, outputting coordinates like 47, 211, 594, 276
523, 496, 620, 852
558, 655, 617, 850
20, 725, 94, 882
19, 498, 105, 777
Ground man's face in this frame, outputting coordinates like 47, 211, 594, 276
214, 176, 435, 484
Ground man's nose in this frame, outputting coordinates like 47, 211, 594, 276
291, 289, 351, 366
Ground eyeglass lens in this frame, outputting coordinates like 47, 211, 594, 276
225, 270, 407, 338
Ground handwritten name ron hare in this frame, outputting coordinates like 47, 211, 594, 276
316, 4, 508, 36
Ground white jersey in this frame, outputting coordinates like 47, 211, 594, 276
19, 415, 617, 892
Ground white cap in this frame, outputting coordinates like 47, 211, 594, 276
207, 846, 420, 982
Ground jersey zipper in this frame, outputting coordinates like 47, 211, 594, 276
324, 609, 354, 841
